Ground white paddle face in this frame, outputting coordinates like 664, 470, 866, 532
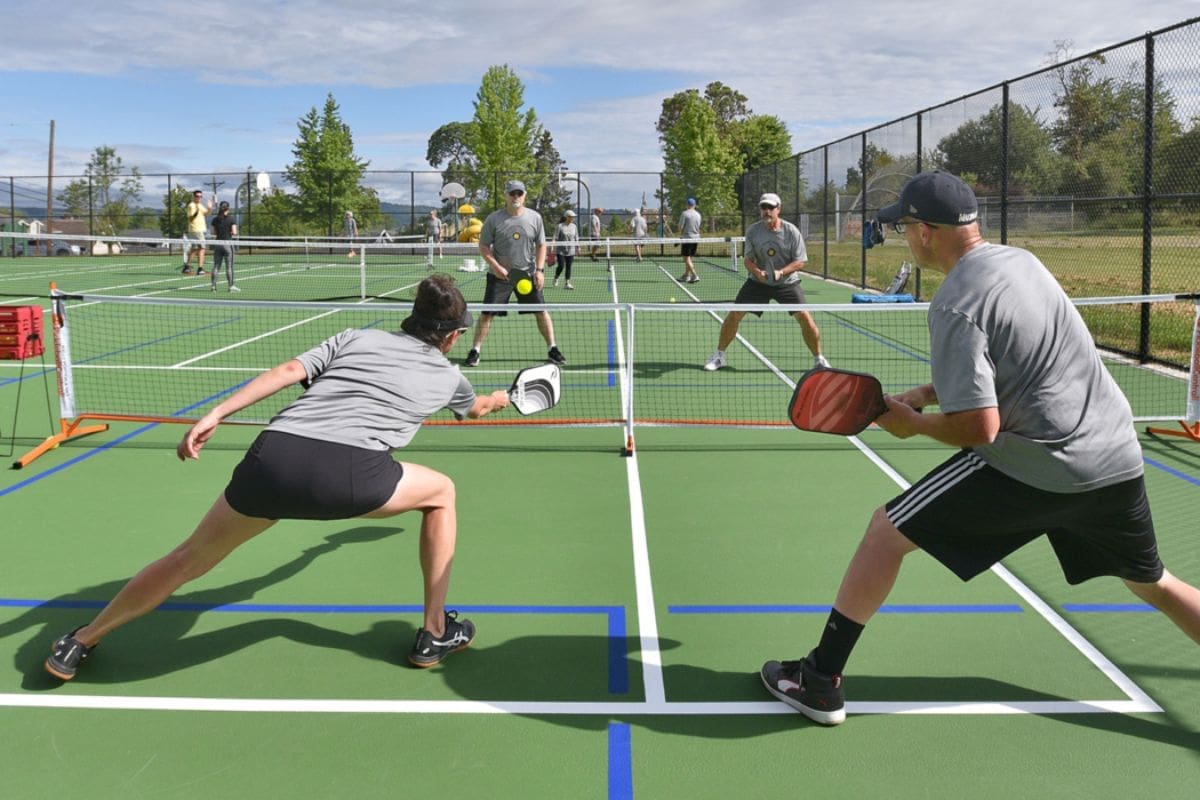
509, 363, 561, 415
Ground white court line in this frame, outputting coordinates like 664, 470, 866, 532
0, 694, 1155, 715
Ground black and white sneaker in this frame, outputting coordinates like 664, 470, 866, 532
760, 651, 845, 725
409, 611, 475, 668
45, 626, 95, 681
464, 349, 480, 367
547, 346, 566, 366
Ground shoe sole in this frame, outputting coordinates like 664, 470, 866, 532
759, 669, 845, 726
408, 640, 472, 668
44, 658, 76, 681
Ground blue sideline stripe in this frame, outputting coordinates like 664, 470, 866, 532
668, 604, 1022, 614
1, 598, 629, 694
1063, 603, 1154, 612
830, 316, 930, 363
1143, 456, 1200, 487
607, 320, 617, 387
608, 722, 634, 800
0, 379, 253, 498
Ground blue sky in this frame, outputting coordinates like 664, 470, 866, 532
1, 1, 1196, 210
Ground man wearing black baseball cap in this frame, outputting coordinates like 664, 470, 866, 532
761, 169, 1200, 726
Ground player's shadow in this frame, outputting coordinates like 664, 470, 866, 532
3, 525, 405, 689
633, 361, 710, 378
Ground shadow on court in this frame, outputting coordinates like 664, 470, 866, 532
1, 525, 403, 689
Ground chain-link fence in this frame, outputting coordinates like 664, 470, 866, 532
744, 17, 1200, 304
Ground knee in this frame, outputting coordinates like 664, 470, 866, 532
864, 507, 916, 556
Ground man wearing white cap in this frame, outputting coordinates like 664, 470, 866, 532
703, 193, 827, 372
464, 179, 566, 367
678, 197, 702, 283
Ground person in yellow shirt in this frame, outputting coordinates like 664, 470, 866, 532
182, 189, 214, 275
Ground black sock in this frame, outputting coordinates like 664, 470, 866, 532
813, 608, 865, 675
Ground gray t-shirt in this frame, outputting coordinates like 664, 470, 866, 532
744, 219, 806, 285
929, 242, 1143, 492
591, 213, 602, 237
267, 329, 476, 451
555, 222, 578, 256
480, 208, 546, 270
631, 215, 648, 238
679, 208, 701, 239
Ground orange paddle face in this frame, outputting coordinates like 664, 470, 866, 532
788, 368, 888, 436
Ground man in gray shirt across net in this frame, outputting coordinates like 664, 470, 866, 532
760, 170, 1200, 726
463, 180, 566, 368
702, 193, 828, 372
678, 197, 702, 283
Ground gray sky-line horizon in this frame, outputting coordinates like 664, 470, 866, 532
1, 1, 1196, 208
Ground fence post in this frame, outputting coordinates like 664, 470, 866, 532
1000, 82, 1010, 245
1139, 32, 1155, 362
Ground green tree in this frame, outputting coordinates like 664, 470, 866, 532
935, 103, 1059, 195
57, 146, 145, 234
284, 93, 372, 235
426, 121, 480, 200
531, 130, 571, 217
469, 65, 540, 208
660, 92, 741, 224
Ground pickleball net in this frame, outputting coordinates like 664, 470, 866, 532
14, 290, 1196, 466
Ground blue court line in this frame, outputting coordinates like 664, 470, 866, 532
608, 722, 634, 800
0, 598, 629, 694
1063, 603, 1154, 612
607, 320, 617, 387
829, 315, 931, 363
1143, 456, 1200, 487
0, 379, 252, 499
668, 604, 1023, 614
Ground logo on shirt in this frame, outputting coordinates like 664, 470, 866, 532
767, 247, 777, 258
512, 232, 521, 240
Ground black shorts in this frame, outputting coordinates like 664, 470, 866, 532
733, 280, 808, 316
224, 431, 403, 520
481, 272, 545, 317
681, 242, 699, 257
886, 450, 1163, 585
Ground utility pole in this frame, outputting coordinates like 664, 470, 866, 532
45, 120, 55, 254
208, 175, 224, 201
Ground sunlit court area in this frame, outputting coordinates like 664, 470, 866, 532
3, 10, 1200, 800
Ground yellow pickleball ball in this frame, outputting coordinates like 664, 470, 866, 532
669, 296, 677, 303
516, 278, 533, 295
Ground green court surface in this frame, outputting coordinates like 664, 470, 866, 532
2, 256, 1199, 798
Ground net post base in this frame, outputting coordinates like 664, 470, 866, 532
1145, 421, 1200, 443
14, 420, 110, 469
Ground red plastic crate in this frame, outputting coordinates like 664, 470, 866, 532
0, 305, 45, 360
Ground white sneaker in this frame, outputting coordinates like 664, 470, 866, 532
566, 282, 574, 290
229, 285, 241, 292
813, 355, 830, 369
703, 352, 726, 371
552, 277, 559, 287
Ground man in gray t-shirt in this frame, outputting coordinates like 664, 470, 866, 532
759, 171, 1200, 728
463, 179, 566, 368
677, 198, 702, 282
703, 193, 828, 373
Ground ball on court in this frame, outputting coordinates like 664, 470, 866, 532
669, 296, 677, 303
516, 278, 533, 295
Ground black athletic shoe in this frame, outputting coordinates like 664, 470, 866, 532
760, 651, 845, 725
547, 346, 566, 366
45, 626, 95, 681
181, 266, 194, 275
464, 349, 480, 367
409, 610, 475, 668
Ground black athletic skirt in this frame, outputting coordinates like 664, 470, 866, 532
224, 431, 404, 520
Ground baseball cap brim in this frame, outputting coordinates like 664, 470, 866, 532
875, 200, 903, 223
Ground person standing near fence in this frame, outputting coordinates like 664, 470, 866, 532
589, 208, 603, 262
703, 193, 827, 372
759, 170, 1200, 727
463, 180, 566, 368
630, 208, 648, 262
209, 201, 240, 292
678, 197, 701, 283
344, 210, 359, 258
181, 189, 213, 276
427, 210, 443, 258
553, 209, 578, 289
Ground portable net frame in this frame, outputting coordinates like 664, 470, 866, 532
14, 290, 1197, 467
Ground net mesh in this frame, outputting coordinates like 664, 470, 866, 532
44, 293, 1193, 437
